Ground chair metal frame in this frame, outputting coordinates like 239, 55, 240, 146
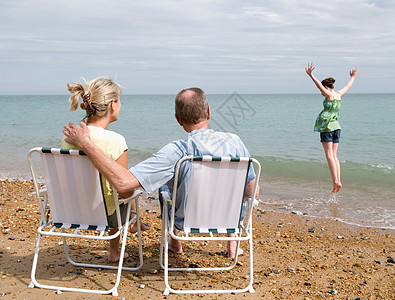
27, 147, 143, 296
159, 155, 261, 295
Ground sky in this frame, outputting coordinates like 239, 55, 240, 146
0, 0, 394, 94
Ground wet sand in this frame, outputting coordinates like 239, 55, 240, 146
0, 180, 394, 299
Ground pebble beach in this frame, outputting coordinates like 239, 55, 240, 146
0, 179, 394, 299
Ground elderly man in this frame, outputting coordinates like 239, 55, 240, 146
63, 87, 259, 258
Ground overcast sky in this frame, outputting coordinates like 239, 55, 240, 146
1, 0, 394, 94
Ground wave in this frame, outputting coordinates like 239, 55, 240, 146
251, 155, 395, 188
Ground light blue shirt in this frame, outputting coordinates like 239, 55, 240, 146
130, 128, 256, 228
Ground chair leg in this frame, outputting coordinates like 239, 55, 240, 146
29, 203, 142, 295
134, 198, 144, 270
162, 203, 172, 295
111, 200, 133, 297
159, 207, 166, 269
29, 232, 43, 289
248, 225, 255, 293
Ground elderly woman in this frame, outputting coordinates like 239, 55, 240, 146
61, 76, 149, 262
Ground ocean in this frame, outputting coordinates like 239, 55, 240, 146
1, 94, 394, 229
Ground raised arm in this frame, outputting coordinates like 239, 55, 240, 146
305, 63, 332, 98
337, 67, 358, 96
62, 121, 141, 194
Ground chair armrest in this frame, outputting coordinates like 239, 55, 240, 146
245, 196, 261, 209
31, 188, 47, 197
118, 189, 143, 204
39, 188, 47, 197
160, 190, 172, 203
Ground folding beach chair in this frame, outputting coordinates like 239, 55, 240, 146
160, 155, 261, 295
27, 147, 143, 296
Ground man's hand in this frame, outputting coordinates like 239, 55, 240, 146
62, 121, 91, 149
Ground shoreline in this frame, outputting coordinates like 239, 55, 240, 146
1, 173, 394, 230
1, 179, 394, 299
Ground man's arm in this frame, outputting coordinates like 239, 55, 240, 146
245, 179, 260, 198
62, 121, 141, 194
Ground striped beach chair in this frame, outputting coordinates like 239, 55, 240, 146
27, 147, 143, 296
160, 155, 261, 295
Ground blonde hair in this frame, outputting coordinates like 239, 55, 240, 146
67, 77, 122, 123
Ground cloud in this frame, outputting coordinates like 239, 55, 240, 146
0, 0, 394, 93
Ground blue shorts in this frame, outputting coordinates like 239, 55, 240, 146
320, 129, 341, 143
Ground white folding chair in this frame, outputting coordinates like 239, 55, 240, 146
160, 155, 261, 295
27, 147, 143, 296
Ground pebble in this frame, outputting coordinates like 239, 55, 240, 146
304, 282, 312, 286
387, 257, 395, 263
145, 209, 156, 214
291, 211, 303, 215
139, 284, 146, 289
328, 289, 338, 295
8, 236, 15, 240
148, 268, 158, 274
287, 267, 295, 272
55, 290, 62, 294
308, 228, 315, 233
337, 236, 344, 239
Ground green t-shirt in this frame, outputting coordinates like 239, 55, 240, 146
314, 99, 341, 132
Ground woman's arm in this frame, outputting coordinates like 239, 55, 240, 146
305, 63, 332, 98
337, 67, 358, 96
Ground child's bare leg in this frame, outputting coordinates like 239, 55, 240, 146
227, 233, 243, 259
322, 142, 342, 193
332, 142, 342, 193
108, 227, 129, 263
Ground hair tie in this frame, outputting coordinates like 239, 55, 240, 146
81, 93, 96, 112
